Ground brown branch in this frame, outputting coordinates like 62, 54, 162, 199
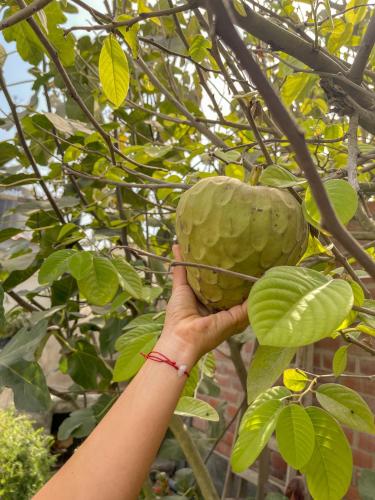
0, 0, 52, 30
347, 11, 375, 83
70, 0, 112, 22
64, 1, 197, 34
62, 166, 189, 190
112, 245, 259, 283
6, 291, 38, 312
212, 0, 375, 280
353, 305, 375, 316
0, 69, 65, 224
341, 331, 375, 356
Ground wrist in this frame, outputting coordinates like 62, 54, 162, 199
154, 332, 200, 370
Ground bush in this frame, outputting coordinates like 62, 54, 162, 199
0, 407, 55, 499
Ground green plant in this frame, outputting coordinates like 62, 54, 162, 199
0, 407, 56, 499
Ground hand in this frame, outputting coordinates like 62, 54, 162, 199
155, 245, 249, 367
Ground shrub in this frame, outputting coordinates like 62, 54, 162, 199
0, 407, 55, 499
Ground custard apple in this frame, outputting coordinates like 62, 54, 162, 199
175, 176, 308, 310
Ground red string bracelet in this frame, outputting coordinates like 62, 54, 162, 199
141, 351, 190, 377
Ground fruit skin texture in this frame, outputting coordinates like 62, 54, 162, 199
176, 176, 309, 310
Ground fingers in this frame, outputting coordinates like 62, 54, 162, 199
209, 300, 249, 345
172, 244, 187, 289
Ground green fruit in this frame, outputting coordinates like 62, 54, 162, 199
175, 176, 308, 310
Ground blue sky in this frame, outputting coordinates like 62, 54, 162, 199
0, 1, 104, 140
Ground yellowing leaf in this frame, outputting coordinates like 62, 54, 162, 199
233, 0, 247, 16
283, 368, 309, 392
99, 35, 129, 107
116, 15, 139, 58
137, 0, 161, 25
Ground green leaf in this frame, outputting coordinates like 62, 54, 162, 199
0, 321, 48, 367
188, 34, 212, 63
0, 227, 22, 243
233, 0, 247, 16
68, 251, 94, 281
67, 340, 112, 390
175, 396, 219, 421
248, 266, 354, 347
259, 165, 306, 188
0, 360, 51, 412
276, 404, 315, 469
283, 368, 308, 392
231, 399, 282, 472
303, 179, 358, 228
112, 257, 143, 299
0, 43, 6, 67
316, 383, 375, 434
57, 408, 96, 440
281, 73, 317, 106
247, 345, 297, 403
116, 15, 139, 58
77, 256, 119, 306
99, 34, 130, 107
301, 407, 352, 500
332, 345, 349, 377
38, 249, 76, 284
113, 332, 158, 382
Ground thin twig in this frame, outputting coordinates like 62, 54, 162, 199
111, 245, 258, 282
0, 0, 52, 30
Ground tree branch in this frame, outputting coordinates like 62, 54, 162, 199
0, 0, 52, 30
64, 1, 197, 34
211, 0, 375, 280
347, 11, 375, 83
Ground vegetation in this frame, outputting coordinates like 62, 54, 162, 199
1, 0, 375, 498
0, 407, 55, 499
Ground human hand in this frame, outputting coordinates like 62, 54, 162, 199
155, 245, 249, 367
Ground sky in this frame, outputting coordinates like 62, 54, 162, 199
0, 0, 105, 141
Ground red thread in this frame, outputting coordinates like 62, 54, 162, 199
141, 351, 190, 377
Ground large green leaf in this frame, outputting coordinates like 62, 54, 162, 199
67, 340, 112, 390
77, 256, 119, 306
175, 396, 219, 421
247, 345, 296, 403
112, 257, 143, 299
99, 34, 130, 107
231, 399, 282, 472
248, 266, 353, 347
38, 249, 76, 284
113, 331, 158, 381
68, 251, 94, 281
0, 321, 48, 367
275, 404, 315, 469
0, 360, 51, 412
303, 179, 358, 228
116, 14, 139, 58
316, 383, 375, 434
301, 407, 352, 500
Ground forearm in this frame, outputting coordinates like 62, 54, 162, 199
35, 337, 197, 500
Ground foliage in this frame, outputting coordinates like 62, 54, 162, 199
0, 407, 55, 499
1, 0, 375, 498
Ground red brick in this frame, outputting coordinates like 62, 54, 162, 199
344, 428, 354, 444
313, 353, 321, 368
223, 431, 234, 446
359, 358, 375, 375
226, 404, 240, 419
353, 449, 373, 468
343, 378, 363, 392
358, 433, 375, 453
221, 389, 241, 405
346, 485, 360, 500
360, 379, 375, 395
216, 440, 231, 457
316, 338, 338, 351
